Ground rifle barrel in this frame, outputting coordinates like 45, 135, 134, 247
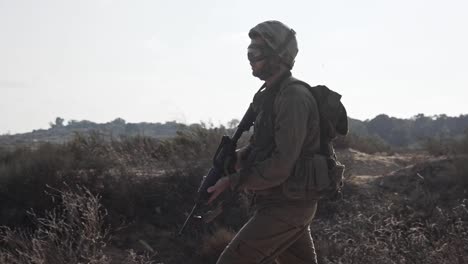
178, 202, 199, 235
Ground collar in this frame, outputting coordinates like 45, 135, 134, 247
264, 70, 292, 91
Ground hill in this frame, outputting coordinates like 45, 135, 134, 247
2, 114, 467, 151
348, 114, 468, 148
0, 118, 187, 149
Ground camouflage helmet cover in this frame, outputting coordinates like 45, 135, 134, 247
248, 20, 298, 69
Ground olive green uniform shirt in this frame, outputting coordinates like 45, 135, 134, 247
229, 74, 320, 193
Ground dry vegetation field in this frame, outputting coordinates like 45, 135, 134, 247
0, 127, 467, 263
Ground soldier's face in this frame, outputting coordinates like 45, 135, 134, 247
248, 37, 269, 79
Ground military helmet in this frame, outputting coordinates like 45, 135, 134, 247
248, 20, 298, 69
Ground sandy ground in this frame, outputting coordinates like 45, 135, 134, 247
337, 148, 431, 177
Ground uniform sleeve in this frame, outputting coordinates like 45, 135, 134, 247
231, 85, 315, 191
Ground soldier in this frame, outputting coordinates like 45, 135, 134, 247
207, 20, 322, 264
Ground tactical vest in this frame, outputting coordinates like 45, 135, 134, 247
247, 74, 348, 200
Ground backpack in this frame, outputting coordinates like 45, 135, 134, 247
286, 79, 348, 200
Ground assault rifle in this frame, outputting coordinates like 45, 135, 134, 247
178, 104, 256, 235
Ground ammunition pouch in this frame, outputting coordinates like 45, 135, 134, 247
283, 154, 345, 200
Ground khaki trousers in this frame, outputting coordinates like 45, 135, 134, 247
216, 200, 318, 264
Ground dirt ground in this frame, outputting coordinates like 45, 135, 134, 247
337, 148, 431, 177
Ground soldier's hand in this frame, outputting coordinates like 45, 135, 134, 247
207, 176, 231, 205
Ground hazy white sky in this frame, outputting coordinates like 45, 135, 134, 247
1, 0, 467, 134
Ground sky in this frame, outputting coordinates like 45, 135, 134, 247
1, 0, 467, 134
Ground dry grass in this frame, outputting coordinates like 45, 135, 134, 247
123, 249, 156, 264
0, 186, 156, 264
0, 126, 467, 263
313, 180, 468, 263
1, 186, 110, 264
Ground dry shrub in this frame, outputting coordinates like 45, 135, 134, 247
313, 193, 468, 263
0, 186, 110, 264
111, 135, 161, 166
0, 127, 214, 227
0, 143, 74, 226
380, 156, 468, 206
453, 131, 468, 190
156, 124, 231, 168
424, 129, 468, 156
0, 133, 118, 227
0, 126, 243, 263
13, 125, 468, 264
454, 157, 468, 188
0, 186, 157, 264
312, 165, 468, 264
123, 249, 156, 264
334, 133, 392, 154
423, 136, 456, 156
